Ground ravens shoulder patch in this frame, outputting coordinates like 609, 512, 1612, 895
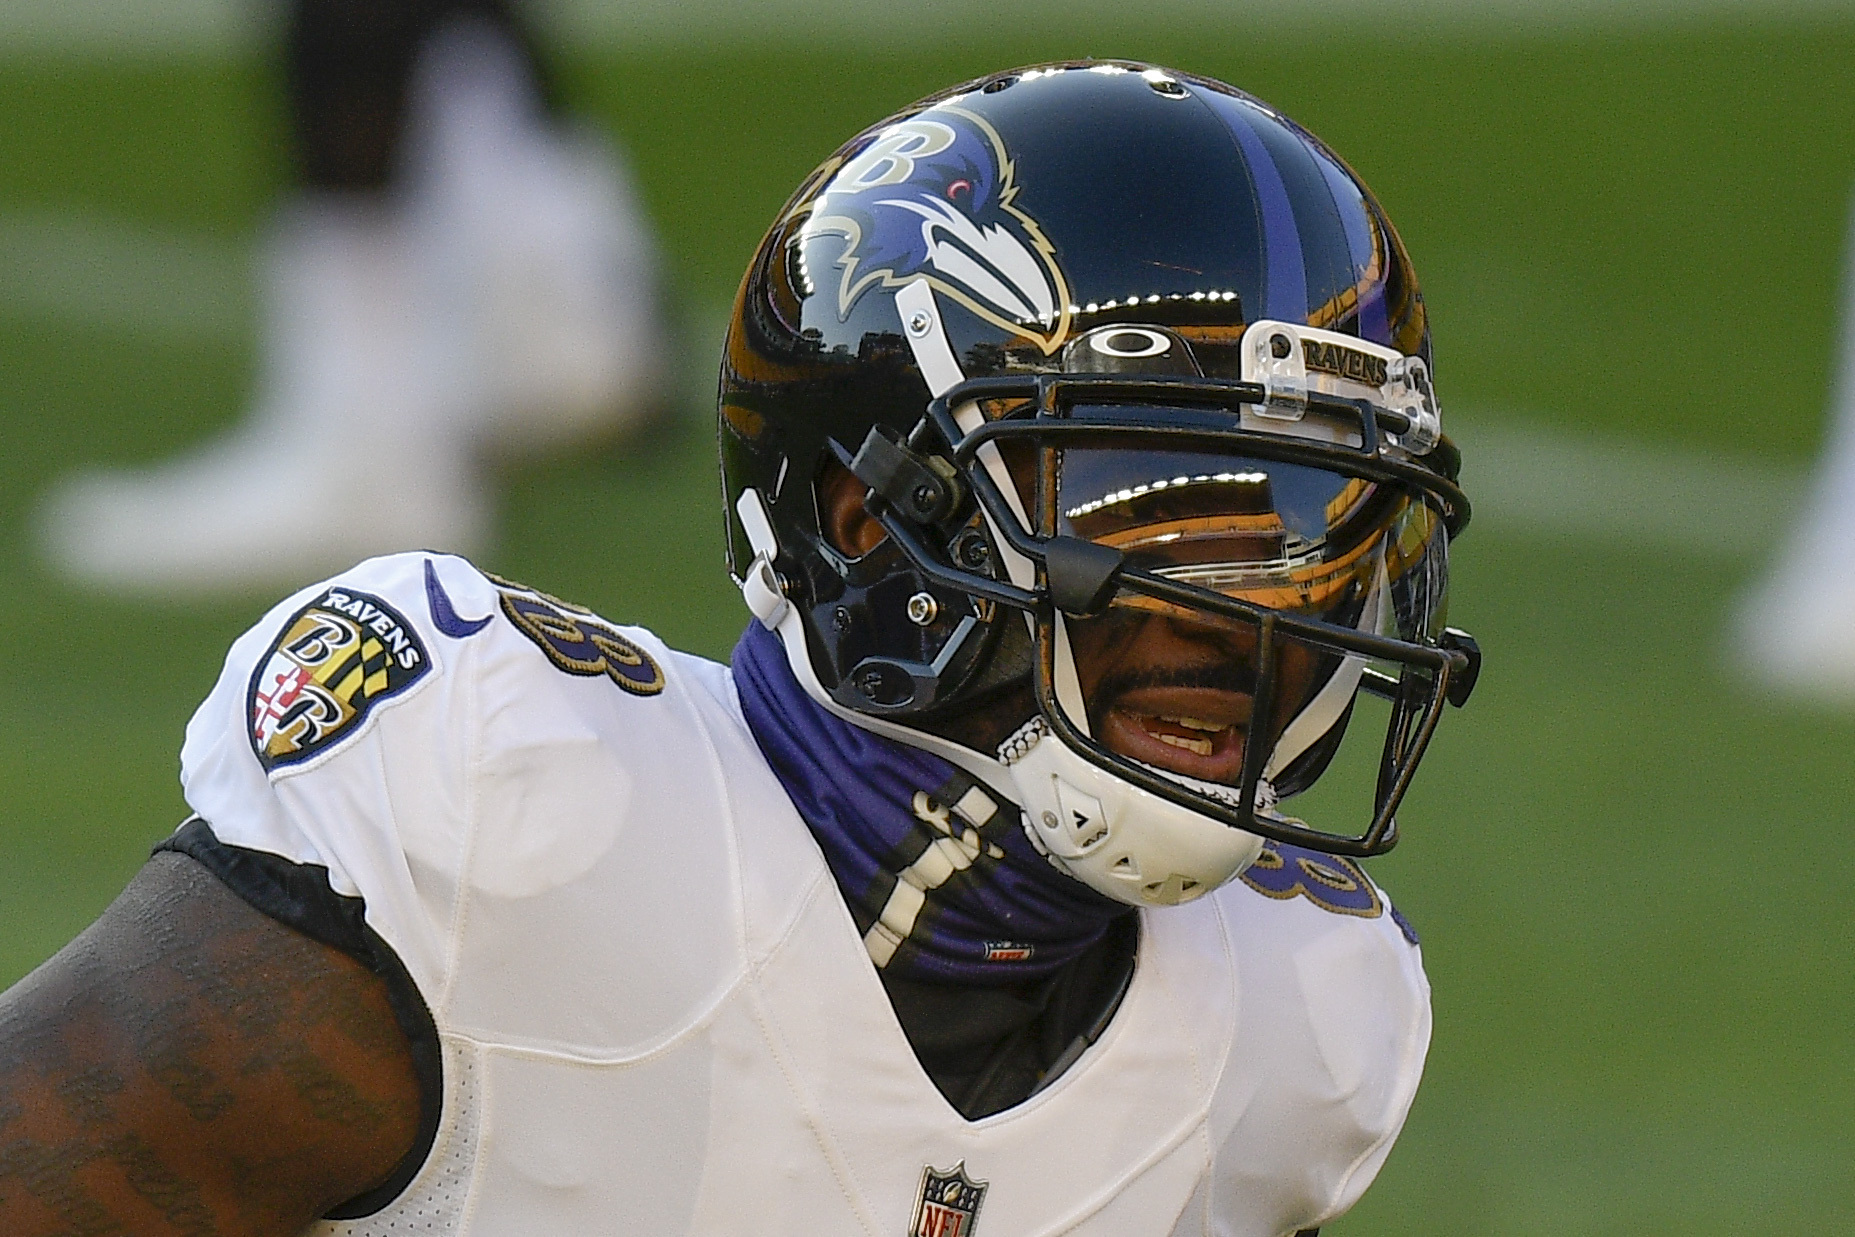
488, 573, 665, 697
248, 587, 431, 771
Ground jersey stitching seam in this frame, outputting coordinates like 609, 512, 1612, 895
670, 649, 753, 964
964, 919, 1155, 1127
706, 654, 838, 972
1033, 912, 1229, 1235
1308, 936, 1431, 1227
1197, 1147, 1215, 1237
443, 958, 748, 1067
437, 601, 485, 1021
1040, 1107, 1213, 1237
1202, 895, 1241, 1100
745, 868, 833, 983
1190, 1124, 1214, 1237
454, 1038, 491, 1236
431, 634, 769, 1069
744, 956, 886, 1237
782, 851, 1221, 1230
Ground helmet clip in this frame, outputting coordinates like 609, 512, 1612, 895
1245, 323, 1311, 421
1042, 536, 1123, 617
734, 487, 791, 628
1440, 627, 1481, 707
848, 428, 963, 526
1386, 356, 1442, 454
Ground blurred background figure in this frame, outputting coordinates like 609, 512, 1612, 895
1733, 186, 1855, 702
35, 0, 666, 591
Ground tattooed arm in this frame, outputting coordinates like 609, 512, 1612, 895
0, 852, 421, 1236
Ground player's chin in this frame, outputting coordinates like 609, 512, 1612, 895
1097, 702, 1247, 784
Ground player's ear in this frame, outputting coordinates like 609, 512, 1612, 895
818, 458, 887, 559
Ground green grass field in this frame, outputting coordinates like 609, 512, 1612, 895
5, 16, 1855, 1234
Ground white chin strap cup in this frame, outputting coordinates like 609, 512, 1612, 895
1006, 727, 1264, 908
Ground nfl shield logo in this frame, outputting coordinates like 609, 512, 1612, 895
910, 1162, 987, 1237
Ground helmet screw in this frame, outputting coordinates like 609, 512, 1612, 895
953, 530, 990, 569
911, 483, 937, 513
1042, 811, 1060, 829
1270, 333, 1292, 359
906, 592, 939, 626
832, 606, 852, 632
858, 668, 885, 697
906, 309, 933, 337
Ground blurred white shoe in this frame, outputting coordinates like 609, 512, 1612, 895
1732, 194, 1855, 701
406, 17, 669, 455
1734, 556, 1855, 701
40, 200, 487, 590
39, 16, 667, 592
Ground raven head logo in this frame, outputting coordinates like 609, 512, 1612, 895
799, 106, 1073, 355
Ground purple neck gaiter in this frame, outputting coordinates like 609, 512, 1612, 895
733, 621, 1127, 985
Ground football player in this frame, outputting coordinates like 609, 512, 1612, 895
0, 63, 1478, 1237
38, 0, 666, 591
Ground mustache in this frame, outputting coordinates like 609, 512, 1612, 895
1090, 661, 1258, 704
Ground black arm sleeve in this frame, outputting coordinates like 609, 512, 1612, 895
155, 816, 442, 1219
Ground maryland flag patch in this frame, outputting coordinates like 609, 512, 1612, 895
248, 587, 431, 771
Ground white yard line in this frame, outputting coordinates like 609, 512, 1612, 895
2, 0, 1851, 55
0, 0, 263, 56
1449, 417, 1803, 557
0, 210, 248, 343
537, 0, 1855, 45
0, 208, 1809, 554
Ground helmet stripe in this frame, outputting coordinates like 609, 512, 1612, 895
1206, 97, 1309, 324
1311, 149, 1393, 346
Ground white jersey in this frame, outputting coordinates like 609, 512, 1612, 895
179, 552, 1430, 1237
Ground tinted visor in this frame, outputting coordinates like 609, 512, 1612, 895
1026, 431, 1448, 647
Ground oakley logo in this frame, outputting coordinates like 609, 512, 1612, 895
1088, 328, 1173, 359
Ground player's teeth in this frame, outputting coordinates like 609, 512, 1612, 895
1159, 715, 1224, 733
1157, 733, 1213, 756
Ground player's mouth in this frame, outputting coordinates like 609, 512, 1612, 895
1097, 685, 1251, 784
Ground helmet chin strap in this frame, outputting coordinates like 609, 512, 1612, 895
1051, 613, 1093, 740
